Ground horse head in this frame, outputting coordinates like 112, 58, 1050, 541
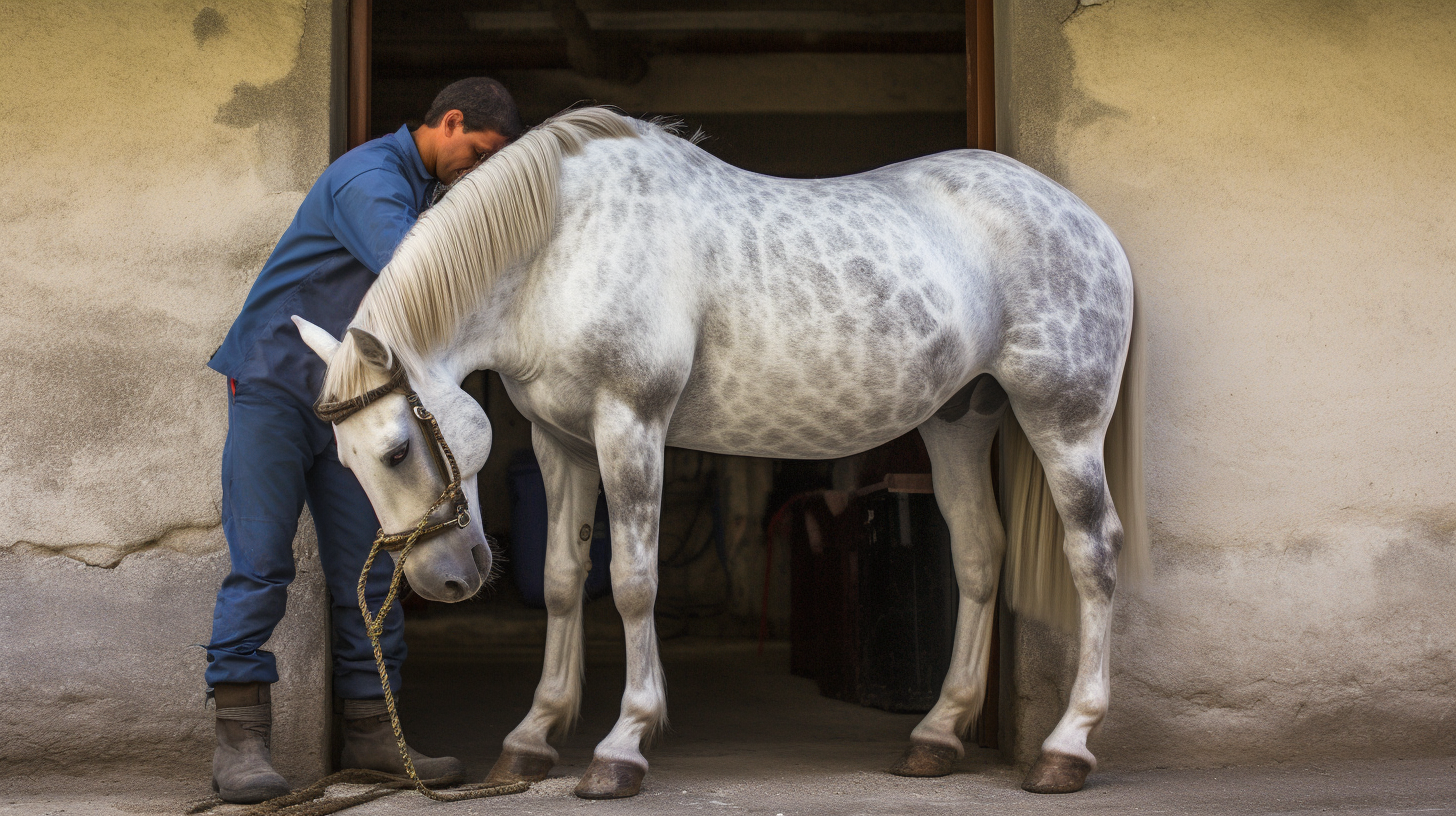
294, 316, 493, 602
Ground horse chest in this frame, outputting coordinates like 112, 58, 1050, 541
497, 374, 597, 449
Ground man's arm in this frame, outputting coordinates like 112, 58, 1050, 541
331, 168, 423, 274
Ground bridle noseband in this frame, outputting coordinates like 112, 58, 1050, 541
314, 363, 470, 552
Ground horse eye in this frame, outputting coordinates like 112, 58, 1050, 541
385, 441, 409, 467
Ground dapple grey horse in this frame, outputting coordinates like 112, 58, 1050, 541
294, 107, 1147, 799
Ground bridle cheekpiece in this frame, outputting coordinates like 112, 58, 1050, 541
313, 362, 470, 552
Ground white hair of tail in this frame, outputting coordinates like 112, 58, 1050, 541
320, 106, 640, 404
1001, 295, 1149, 631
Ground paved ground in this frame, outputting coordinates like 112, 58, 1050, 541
4, 636, 1453, 816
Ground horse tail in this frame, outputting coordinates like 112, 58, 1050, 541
1001, 286, 1148, 631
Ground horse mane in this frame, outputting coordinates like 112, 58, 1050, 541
320, 106, 641, 402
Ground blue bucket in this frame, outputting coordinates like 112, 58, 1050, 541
507, 449, 612, 608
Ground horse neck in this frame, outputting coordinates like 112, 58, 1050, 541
426, 131, 661, 383
436, 259, 534, 382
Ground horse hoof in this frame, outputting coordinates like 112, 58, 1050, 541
1021, 751, 1091, 793
573, 758, 645, 799
887, 744, 958, 777
484, 751, 554, 785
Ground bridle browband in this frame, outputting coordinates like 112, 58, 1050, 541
314, 362, 470, 552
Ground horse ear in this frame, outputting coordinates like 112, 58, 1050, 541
347, 327, 394, 371
291, 316, 340, 364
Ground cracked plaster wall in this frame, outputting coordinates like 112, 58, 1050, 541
0, 0, 336, 779
998, 0, 1456, 767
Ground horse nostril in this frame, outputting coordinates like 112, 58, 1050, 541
471, 542, 492, 574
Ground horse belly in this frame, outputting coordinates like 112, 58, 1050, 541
666, 325, 975, 460
666, 224, 994, 458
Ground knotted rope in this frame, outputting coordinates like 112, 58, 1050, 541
188, 372, 527, 815
184, 768, 524, 816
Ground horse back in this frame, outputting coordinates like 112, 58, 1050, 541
510, 135, 1130, 458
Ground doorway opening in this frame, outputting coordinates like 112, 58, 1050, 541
342, 0, 1005, 781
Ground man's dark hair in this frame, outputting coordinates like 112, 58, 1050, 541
423, 78, 524, 139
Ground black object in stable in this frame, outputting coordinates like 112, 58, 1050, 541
790, 486, 956, 713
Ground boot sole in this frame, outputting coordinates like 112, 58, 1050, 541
215, 780, 291, 804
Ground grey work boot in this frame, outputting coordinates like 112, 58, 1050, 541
340, 698, 466, 783
211, 682, 291, 804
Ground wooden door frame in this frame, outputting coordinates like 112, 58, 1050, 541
339, 0, 1009, 752
346, 0, 371, 150
968, 0, 996, 151
966, 0, 1004, 751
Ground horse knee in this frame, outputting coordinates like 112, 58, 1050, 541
611, 572, 658, 619
543, 568, 587, 613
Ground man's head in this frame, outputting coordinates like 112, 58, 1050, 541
414, 78, 524, 184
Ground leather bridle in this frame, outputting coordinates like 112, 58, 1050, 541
314, 363, 470, 551
309, 364, 521, 804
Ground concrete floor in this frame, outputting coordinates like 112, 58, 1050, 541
4, 634, 1454, 816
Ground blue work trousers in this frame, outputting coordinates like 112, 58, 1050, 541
205, 377, 405, 699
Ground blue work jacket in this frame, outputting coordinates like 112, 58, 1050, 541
209, 125, 438, 406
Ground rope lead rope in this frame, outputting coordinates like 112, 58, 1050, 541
348, 394, 530, 804
189, 383, 529, 815
185, 768, 525, 816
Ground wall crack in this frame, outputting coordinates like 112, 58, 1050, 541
1064, 0, 1112, 25
5, 521, 224, 569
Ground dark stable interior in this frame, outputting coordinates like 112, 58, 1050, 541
360, 0, 985, 777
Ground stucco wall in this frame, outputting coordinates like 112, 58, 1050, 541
0, 0, 336, 779
999, 0, 1456, 767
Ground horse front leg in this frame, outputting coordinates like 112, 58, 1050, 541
486, 426, 600, 785
574, 402, 668, 799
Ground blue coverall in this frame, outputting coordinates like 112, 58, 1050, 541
206, 126, 437, 699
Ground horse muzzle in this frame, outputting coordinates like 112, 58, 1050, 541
401, 531, 490, 602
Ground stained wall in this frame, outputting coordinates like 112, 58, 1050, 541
998, 0, 1456, 766
0, 0, 338, 779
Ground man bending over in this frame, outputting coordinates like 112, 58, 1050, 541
204, 78, 521, 803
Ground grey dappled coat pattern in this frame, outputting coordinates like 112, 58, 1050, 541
301, 112, 1136, 797
508, 128, 1130, 460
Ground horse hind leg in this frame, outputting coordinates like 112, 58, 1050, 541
889, 374, 1009, 778
1005, 385, 1125, 794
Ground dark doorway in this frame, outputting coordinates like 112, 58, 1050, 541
340, 0, 1006, 779
366, 2, 968, 177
